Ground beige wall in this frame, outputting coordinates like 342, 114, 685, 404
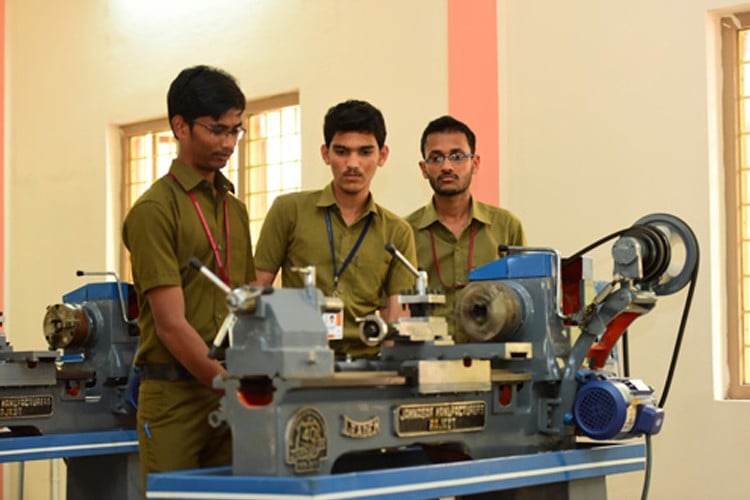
499, 0, 748, 498
4, 0, 750, 499
4, 1, 443, 498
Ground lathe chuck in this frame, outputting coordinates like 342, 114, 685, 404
455, 282, 523, 342
43, 303, 91, 349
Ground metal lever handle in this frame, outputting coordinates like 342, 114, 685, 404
189, 257, 273, 358
385, 242, 428, 295
76, 270, 138, 325
189, 258, 232, 295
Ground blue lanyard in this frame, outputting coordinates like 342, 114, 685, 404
325, 207, 374, 291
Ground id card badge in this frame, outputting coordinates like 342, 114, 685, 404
323, 311, 344, 340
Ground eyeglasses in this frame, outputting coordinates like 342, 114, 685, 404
192, 120, 246, 140
424, 152, 475, 166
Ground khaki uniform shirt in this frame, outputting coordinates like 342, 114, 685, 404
406, 198, 526, 342
123, 159, 256, 366
254, 183, 417, 357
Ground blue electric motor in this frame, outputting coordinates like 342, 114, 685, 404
573, 371, 664, 440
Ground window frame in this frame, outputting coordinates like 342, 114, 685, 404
722, 13, 750, 398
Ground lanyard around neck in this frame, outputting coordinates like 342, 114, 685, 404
429, 221, 475, 290
325, 207, 374, 291
168, 172, 231, 285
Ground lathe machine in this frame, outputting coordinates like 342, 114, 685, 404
197, 213, 698, 478
0, 212, 697, 499
0, 272, 138, 436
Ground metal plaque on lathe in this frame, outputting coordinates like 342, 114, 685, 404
0, 394, 54, 419
395, 401, 486, 437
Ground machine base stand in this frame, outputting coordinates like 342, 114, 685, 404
67, 452, 141, 500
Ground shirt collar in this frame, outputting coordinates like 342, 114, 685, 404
470, 198, 493, 225
316, 182, 377, 217
414, 196, 491, 229
168, 159, 236, 195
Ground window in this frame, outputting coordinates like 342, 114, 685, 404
120, 93, 301, 279
242, 94, 302, 245
722, 14, 750, 398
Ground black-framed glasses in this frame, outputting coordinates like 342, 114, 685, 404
424, 152, 475, 166
192, 120, 246, 140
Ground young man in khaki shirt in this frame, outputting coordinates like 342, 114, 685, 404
253, 100, 416, 358
122, 65, 255, 486
406, 115, 526, 342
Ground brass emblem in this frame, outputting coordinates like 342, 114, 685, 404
395, 401, 486, 437
285, 407, 327, 474
341, 415, 380, 438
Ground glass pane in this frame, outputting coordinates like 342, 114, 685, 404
742, 170, 750, 200
743, 63, 750, 96
744, 277, 750, 311
155, 131, 176, 157
249, 114, 265, 138
281, 134, 301, 163
745, 346, 750, 383
156, 155, 172, 178
743, 242, 750, 274
742, 30, 750, 62
742, 135, 750, 167
266, 110, 281, 137
744, 313, 750, 345
267, 164, 282, 192
248, 166, 266, 193
250, 193, 266, 218
267, 137, 281, 165
281, 162, 301, 191
130, 135, 152, 160
281, 106, 298, 135
130, 182, 148, 206
135, 158, 152, 184
249, 140, 266, 167
743, 205, 750, 240
743, 99, 750, 130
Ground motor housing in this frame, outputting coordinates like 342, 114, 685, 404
573, 371, 664, 440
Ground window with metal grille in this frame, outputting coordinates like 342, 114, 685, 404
722, 15, 750, 397
120, 93, 301, 279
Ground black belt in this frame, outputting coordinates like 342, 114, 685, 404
139, 363, 195, 382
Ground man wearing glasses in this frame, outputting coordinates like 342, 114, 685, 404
122, 65, 255, 486
406, 115, 526, 342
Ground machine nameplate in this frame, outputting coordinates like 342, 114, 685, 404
285, 407, 328, 474
395, 401, 486, 437
0, 394, 54, 418
341, 415, 380, 438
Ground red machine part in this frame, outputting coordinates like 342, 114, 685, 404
585, 311, 642, 369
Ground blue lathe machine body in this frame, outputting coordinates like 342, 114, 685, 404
201, 213, 697, 477
0, 278, 138, 436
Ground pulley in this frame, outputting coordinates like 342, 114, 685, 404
631, 213, 699, 296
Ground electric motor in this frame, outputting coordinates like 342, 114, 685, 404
573, 371, 664, 440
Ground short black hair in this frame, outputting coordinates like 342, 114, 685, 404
420, 115, 476, 158
167, 65, 246, 133
323, 100, 387, 148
